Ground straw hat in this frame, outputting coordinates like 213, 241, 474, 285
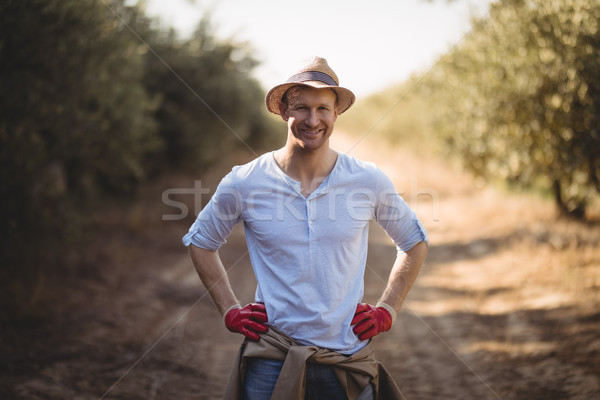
265, 56, 356, 115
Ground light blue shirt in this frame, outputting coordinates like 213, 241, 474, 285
183, 151, 428, 354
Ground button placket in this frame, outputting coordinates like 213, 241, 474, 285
306, 198, 317, 258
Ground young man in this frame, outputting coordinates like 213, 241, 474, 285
183, 56, 428, 400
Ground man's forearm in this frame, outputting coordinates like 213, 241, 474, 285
188, 245, 239, 316
378, 241, 428, 313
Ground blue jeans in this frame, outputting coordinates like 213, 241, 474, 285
244, 357, 374, 400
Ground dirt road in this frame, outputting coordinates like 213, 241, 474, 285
2, 133, 599, 399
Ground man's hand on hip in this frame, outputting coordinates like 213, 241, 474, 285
351, 303, 393, 340
224, 303, 268, 341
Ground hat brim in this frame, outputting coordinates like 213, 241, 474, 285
265, 81, 355, 116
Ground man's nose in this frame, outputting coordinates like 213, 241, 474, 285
306, 110, 319, 127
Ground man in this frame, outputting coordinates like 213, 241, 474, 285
183, 56, 428, 400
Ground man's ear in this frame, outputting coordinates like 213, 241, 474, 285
279, 102, 288, 121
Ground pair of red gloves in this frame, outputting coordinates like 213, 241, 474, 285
224, 302, 394, 342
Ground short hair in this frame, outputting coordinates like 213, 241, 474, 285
280, 85, 339, 112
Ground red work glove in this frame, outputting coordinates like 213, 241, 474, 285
224, 303, 269, 341
351, 303, 393, 341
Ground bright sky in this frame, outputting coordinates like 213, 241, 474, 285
141, 0, 493, 97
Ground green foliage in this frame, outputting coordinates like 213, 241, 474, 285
427, 0, 600, 218
0, 0, 278, 281
0, 0, 159, 272
343, 0, 599, 218
139, 17, 280, 171
336, 79, 439, 153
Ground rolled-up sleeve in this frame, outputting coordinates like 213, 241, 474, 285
182, 171, 242, 251
374, 169, 429, 252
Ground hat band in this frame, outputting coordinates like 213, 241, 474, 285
285, 71, 338, 86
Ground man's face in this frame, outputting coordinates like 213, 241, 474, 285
281, 86, 338, 151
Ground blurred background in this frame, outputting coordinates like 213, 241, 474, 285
1, 0, 599, 399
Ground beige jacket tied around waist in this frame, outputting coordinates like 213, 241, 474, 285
223, 327, 403, 400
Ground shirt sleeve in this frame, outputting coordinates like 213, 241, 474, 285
373, 168, 429, 251
181, 169, 243, 251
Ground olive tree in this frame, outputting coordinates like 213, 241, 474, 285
429, 0, 599, 218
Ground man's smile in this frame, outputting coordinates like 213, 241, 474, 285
301, 128, 325, 136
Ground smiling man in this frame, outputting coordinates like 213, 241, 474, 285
183, 56, 428, 400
